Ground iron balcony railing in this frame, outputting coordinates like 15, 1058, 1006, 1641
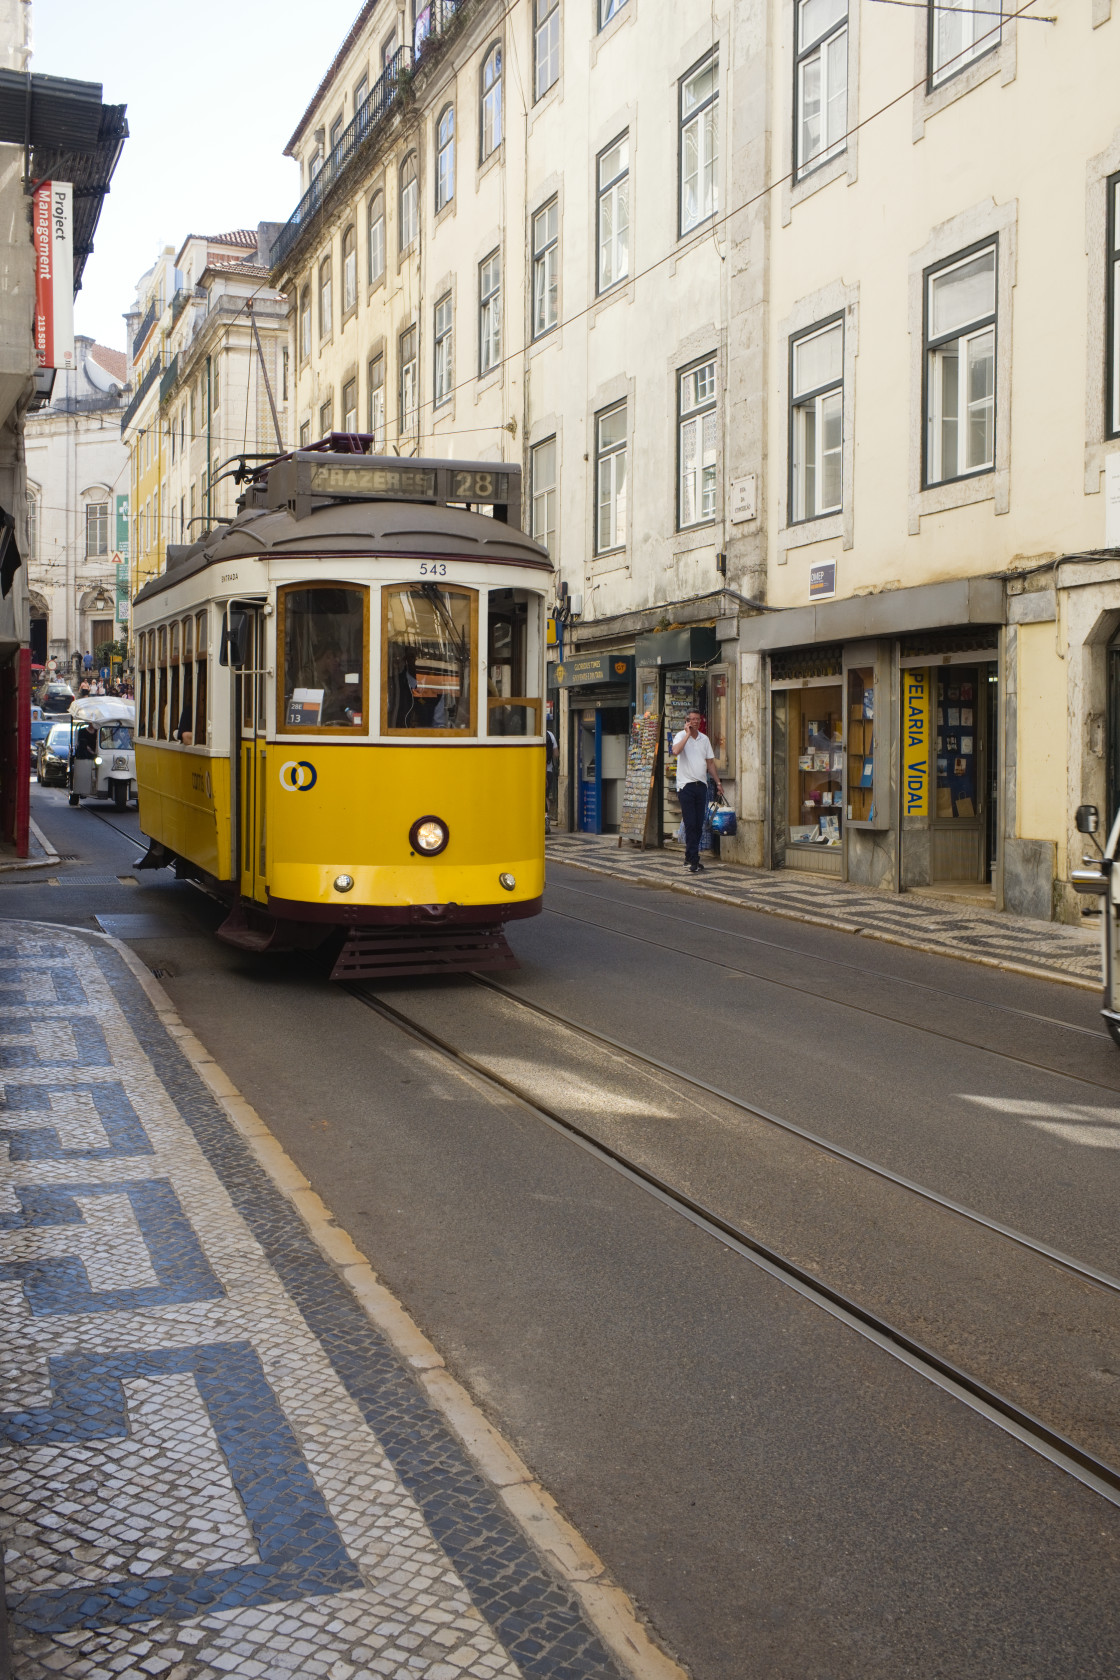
413, 0, 463, 56
131, 297, 158, 361
120, 354, 161, 434
158, 353, 179, 403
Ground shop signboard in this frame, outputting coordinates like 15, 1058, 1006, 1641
32, 182, 75, 371
809, 560, 836, 601
902, 666, 930, 817
551, 653, 633, 688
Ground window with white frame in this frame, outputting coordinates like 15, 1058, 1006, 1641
343, 377, 358, 432
368, 353, 386, 444
479, 251, 501, 375
481, 44, 502, 160
355, 73, 368, 112
597, 134, 629, 294
434, 293, 453, 407
319, 258, 332, 338
680, 52, 718, 236
320, 397, 333, 435
399, 325, 418, 432
86, 500, 109, 557
595, 402, 627, 553
790, 319, 843, 521
678, 357, 718, 528
436, 106, 455, 211
532, 198, 559, 338
531, 437, 557, 554
924, 244, 996, 486
301, 283, 312, 356
535, 0, 559, 101
929, 0, 999, 88
342, 225, 357, 313
1109, 174, 1120, 439
368, 190, 386, 282
399, 153, 419, 250
329, 112, 344, 152
599, 0, 626, 26
795, 0, 847, 179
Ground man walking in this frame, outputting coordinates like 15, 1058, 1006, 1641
672, 709, 723, 874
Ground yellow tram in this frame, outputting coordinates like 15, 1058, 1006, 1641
131, 448, 551, 979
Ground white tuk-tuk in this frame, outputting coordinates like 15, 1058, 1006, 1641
67, 698, 136, 811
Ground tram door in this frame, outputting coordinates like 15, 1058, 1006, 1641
237, 610, 268, 903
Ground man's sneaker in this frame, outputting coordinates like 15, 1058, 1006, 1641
695, 861, 705, 872
689, 862, 700, 873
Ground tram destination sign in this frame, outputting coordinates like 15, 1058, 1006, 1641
268, 453, 519, 525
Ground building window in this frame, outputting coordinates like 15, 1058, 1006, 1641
678, 357, 718, 528
680, 51, 718, 236
399, 152, 419, 250
320, 397, 333, 436
212, 359, 221, 411
282, 346, 289, 401
436, 106, 455, 211
531, 437, 556, 554
1109, 174, 1120, 439
343, 377, 358, 431
535, 0, 559, 100
369, 354, 386, 444
532, 198, 559, 339
599, 0, 626, 26
434, 294, 453, 407
790, 320, 843, 521
929, 0, 999, 88
382, 28, 397, 67
368, 191, 385, 285
329, 112, 344, 153
479, 251, 501, 376
924, 243, 996, 486
399, 325, 418, 432
595, 402, 627, 553
480, 43, 502, 160
319, 258, 332, 339
355, 72, 368, 112
86, 501, 109, 557
342, 225, 357, 313
795, 0, 847, 179
300, 420, 311, 448
597, 134, 629, 294
26, 494, 37, 561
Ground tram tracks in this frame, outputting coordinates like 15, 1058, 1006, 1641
347, 974, 1120, 1512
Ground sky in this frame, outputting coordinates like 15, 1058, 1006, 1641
33, 0, 364, 351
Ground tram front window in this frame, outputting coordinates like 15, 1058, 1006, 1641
280, 585, 367, 730
384, 584, 475, 733
487, 588, 542, 735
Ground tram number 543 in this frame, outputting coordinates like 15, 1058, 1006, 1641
418, 562, 447, 577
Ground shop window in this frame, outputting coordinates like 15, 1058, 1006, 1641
535, 0, 559, 101
487, 589, 543, 736
382, 583, 476, 734
678, 356, 717, 528
846, 665, 876, 823
924, 243, 996, 486
787, 686, 844, 850
532, 198, 559, 339
796, 0, 847, 179
156, 625, 168, 741
708, 669, 730, 769
935, 666, 979, 818
597, 134, 629, 294
790, 319, 843, 521
680, 50, 718, 236
279, 584, 367, 731
480, 44, 502, 160
436, 106, 455, 210
929, 0, 998, 87
194, 611, 208, 743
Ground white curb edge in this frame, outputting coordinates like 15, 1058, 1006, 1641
49, 921, 689, 1680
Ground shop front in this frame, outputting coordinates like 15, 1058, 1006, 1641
634, 625, 735, 848
550, 651, 634, 834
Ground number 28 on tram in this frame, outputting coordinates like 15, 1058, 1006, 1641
131, 451, 553, 980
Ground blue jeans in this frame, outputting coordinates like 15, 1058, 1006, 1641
678, 781, 707, 865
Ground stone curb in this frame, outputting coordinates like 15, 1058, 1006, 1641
547, 850, 1103, 996
0, 818, 61, 874
49, 922, 687, 1680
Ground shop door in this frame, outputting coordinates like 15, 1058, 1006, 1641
931, 662, 995, 883
661, 669, 708, 843
238, 611, 267, 903
577, 709, 601, 832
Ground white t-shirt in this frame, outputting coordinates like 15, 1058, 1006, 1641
673, 728, 713, 789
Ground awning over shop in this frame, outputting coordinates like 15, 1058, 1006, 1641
738, 578, 1005, 654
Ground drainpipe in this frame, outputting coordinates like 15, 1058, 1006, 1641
206, 353, 212, 530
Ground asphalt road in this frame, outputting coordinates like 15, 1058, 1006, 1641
15, 784, 1120, 1680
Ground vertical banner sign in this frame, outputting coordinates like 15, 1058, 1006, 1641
902, 667, 930, 817
115, 494, 130, 559
33, 182, 75, 371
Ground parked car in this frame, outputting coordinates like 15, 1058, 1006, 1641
38, 683, 75, 716
36, 721, 73, 786
30, 715, 53, 757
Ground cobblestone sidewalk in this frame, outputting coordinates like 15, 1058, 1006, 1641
0, 923, 631, 1680
545, 835, 1103, 990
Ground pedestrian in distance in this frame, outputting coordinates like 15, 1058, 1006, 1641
671, 708, 724, 874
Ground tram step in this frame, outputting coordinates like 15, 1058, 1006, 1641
330, 924, 519, 981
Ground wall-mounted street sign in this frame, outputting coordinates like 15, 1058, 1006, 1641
551, 653, 634, 688
730, 475, 758, 523
33, 181, 74, 371
809, 559, 836, 601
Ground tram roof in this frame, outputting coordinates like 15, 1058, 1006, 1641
134, 496, 553, 609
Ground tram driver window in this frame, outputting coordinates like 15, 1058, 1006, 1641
486, 589, 542, 735
383, 584, 475, 734
279, 584, 367, 730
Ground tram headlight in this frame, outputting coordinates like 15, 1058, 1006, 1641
499, 873, 516, 892
409, 816, 449, 856
333, 874, 354, 893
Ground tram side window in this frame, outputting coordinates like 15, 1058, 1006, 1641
169, 621, 180, 748
136, 633, 147, 737
146, 633, 157, 739
383, 584, 475, 734
194, 611, 208, 745
486, 589, 542, 736
157, 626, 168, 741
279, 584, 367, 730
179, 615, 194, 742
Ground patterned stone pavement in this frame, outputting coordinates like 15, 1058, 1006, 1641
0, 924, 629, 1680
545, 835, 1104, 988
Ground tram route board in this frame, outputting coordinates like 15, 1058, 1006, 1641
619, 710, 663, 847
